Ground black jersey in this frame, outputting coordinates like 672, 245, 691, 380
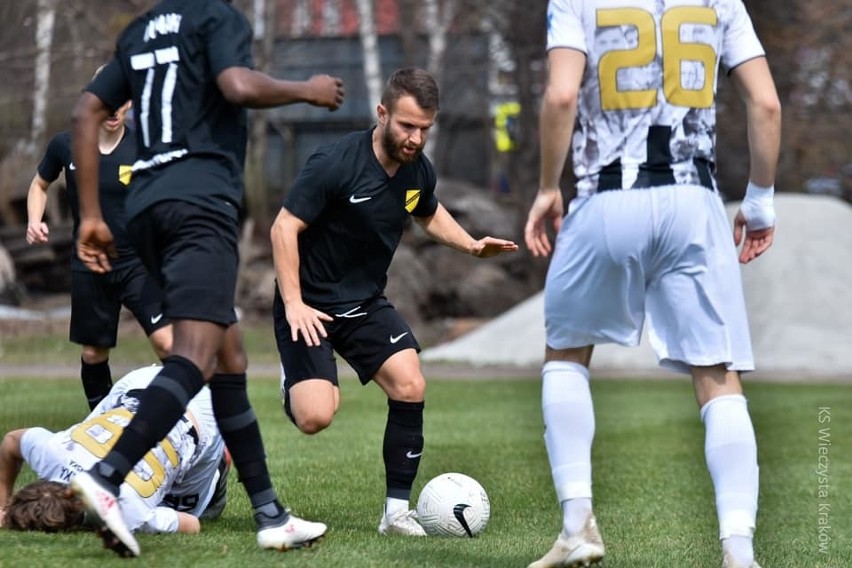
284, 129, 439, 310
85, 0, 253, 222
37, 129, 138, 271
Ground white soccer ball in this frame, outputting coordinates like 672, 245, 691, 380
416, 472, 491, 537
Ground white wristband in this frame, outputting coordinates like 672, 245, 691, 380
741, 181, 776, 230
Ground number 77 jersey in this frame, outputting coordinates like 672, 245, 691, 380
86, 0, 254, 221
546, 0, 765, 197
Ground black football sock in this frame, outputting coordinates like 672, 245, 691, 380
94, 355, 204, 494
209, 373, 287, 527
383, 399, 425, 502
81, 358, 112, 410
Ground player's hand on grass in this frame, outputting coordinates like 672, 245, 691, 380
470, 237, 518, 258
286, 300, 333, 347
26, 222, 49, 244
524, 188, 564, 257
733, 209, 775, 264
307, 74, 345, 111
77, 218, 116, 273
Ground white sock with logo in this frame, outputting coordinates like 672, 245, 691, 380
542, 361, 596, 535
701, 394, 758, 565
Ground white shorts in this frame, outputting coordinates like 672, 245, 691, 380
544, 185, 754, 374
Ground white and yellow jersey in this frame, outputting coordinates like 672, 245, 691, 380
20, 366, 223, 534
547, 0, 764, 196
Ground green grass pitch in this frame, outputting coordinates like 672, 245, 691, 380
0, 374, 849, 567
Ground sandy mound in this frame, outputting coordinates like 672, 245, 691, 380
422, 194, 852, 379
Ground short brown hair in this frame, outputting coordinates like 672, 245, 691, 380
3, 480, 85, 532
380, 67, 440, 113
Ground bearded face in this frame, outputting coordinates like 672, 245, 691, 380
377, 95, 436, 166
381, 118, 425, 165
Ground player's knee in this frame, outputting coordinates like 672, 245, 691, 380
385, 375, 426, 402
293, 410, 334, 435
153, 345, 171, 360
150, 328, 173, 360
216, 350, 248, 375
81, 346, 109, 364
284, 378, 338, 433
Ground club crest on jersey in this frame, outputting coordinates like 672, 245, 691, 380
119, 165, 133, 186
405, 189, 421, 213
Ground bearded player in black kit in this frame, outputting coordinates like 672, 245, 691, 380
68, 0, 344, 558
271, 67, 517, 536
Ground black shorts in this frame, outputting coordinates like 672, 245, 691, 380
273, 294, 420, 391
127, 201, 238, 326
69, 260, 168, 347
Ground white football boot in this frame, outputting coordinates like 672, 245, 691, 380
378, 509, 427, 536
257, 513, 327, 551
722, 551, 762, 568
528, 515, 605, 568
69, 471, 140, 558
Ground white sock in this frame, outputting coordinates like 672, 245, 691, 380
385, 497, 409, 517
723, 535, 755, 566
701, 394, 759, 556
541, 361, 595, 534
561, 497, 593, 535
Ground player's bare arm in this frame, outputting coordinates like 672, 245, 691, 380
217, 67, 345, 111
175, 511, 201, 534
730, 57, 781, 189
525, 48, 585, 258
270, 207, 332, 346
0, 429, 26, 510
733, 212, 774, 264
414, 203, 518, 258
524, 189, 564, 258
71, 91, 117, 273
25, 174, 51, 244
729, 57, 782, 264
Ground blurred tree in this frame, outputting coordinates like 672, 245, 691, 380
0, 1, 148, 158
30, 0, 57, 155
244, 0, 277, 229
356, 0, 383, 108
422, 0, 457, 158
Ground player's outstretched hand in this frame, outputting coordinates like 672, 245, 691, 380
286, 300, 333, 347
77, 218, 116, 273
26, 222, 49, 244
733, 209, 774, 264
524, 188, 564, 257
471, 237, 518, 259
307, 74, 345, 111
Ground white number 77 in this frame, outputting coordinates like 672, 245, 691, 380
130, 46, 181, 147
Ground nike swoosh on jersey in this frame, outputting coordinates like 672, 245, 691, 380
150, 313, 164, 324
390, 332, 409, 344
349, 195, 372, 204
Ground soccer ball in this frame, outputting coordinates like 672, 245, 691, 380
416, 472, 491, 537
